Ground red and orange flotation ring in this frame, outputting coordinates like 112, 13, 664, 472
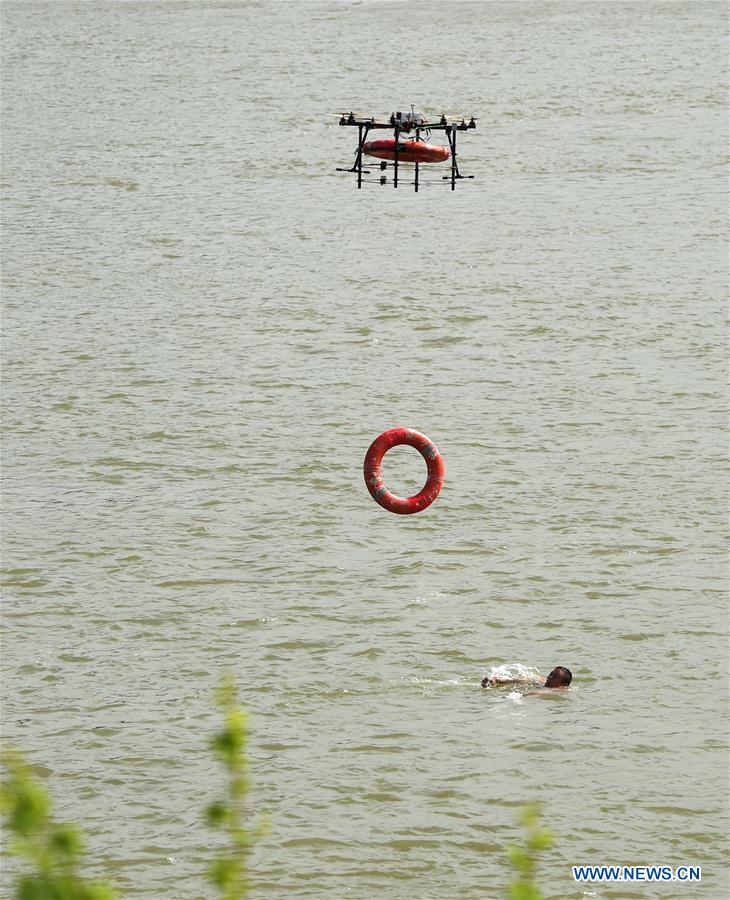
363, 428, 445, 515
362, 139, 450, 164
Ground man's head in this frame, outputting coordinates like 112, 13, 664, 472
544, 666, 572, 688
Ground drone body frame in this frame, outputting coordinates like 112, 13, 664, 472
336, 109, 477, 192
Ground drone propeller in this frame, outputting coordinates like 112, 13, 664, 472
433, 113, 477, 129
437, 112, 478, 123
335, 111, 382, 125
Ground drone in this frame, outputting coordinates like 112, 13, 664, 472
336, 106, 476, 192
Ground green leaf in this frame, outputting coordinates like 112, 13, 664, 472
206, 801, 229, 827
509, 880, 542, 900
206, 677, 267, 898
2, 750, 118, 899
508, 846, 530, 873
8, 782, 51, 837
506, 803, 552, 899
49, 824, 84, 860
209, 856, 238, 888
528, 828, 553, 852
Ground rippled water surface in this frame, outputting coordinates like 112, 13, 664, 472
2, 1, 728, 897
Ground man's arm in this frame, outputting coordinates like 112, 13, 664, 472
481, 672, 545, 687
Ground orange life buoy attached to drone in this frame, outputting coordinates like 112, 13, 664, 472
363, 427, 445, 515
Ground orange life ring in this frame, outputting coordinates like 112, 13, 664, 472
362, 139, 450, 164
363, 428, 445, 515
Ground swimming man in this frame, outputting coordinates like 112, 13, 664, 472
481, 666, 572, 689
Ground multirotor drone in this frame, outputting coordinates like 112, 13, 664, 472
336, 107, 476, 192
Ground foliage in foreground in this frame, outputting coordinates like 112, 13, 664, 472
507, 802, 554, 900
2, 680, 550, 900
0, 749, 118, 900
205, 675, 267, 899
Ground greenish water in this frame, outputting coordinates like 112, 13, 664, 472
2, 1, 728, 897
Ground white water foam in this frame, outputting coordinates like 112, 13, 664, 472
482, 663, 541, 685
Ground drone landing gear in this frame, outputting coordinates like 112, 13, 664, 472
441, 126, 475, 190
335, 123, 373, 188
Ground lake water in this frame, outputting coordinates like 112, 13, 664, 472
1, 1, 728, 897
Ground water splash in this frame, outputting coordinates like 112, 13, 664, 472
483, 663, 541, 684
